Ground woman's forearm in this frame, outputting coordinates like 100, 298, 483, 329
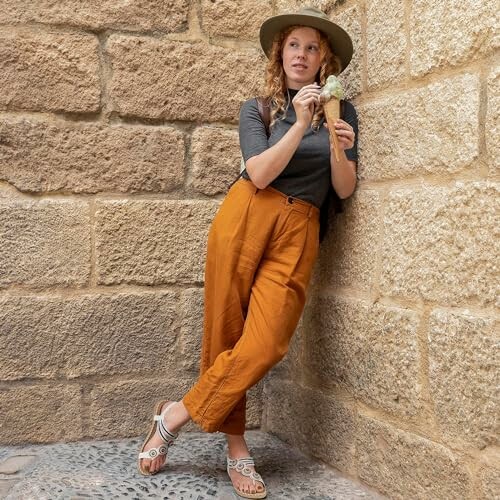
330, 148, 357, 199
244, 121, 308, 189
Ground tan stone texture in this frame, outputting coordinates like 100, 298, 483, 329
0, 0, 189, 32
265, 379, 357, 471
191, 126, 241, 196
88, 378, 196, 439
276, 1, 338, 14
200, 0, 272, 40
410, 0, 499, 77
179, 288, 204, 373
96, 200, 218, 285
0, 29, 100, 113
478, 465, 500, 500
0, 292, 178, 380
316, 190, 381, 290
0, 118, 185, 194
0, 200, 90, 287
0, 385, 83, 444
366, 0, 406, 90
357, 416, 472, 499
302, 295, 421, 419
380, 182, 499, 306
107, 36, 265, 123
486, 65, 500, 172
358, 73, 480, 180
429, 309, 499, 449
332, 4, 362, 99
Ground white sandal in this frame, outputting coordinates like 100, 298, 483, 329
227, 456, 267, 499
137, 400, 178, 475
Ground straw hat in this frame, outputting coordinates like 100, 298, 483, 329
259, 6, 353, 73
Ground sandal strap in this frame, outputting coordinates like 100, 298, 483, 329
154, 402, 178, 445
227, 456, 265, 486
138, 444, 169, 460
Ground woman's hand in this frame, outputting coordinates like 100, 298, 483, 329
324, 119, 355, 151
292, 83, 321, 128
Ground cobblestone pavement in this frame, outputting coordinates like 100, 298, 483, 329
0, 431, 386, 500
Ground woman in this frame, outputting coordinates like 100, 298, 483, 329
138, 6, 358, 499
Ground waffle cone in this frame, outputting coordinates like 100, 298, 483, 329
323, 98, 341, 161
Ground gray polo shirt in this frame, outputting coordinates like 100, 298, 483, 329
239, 87, 358, 208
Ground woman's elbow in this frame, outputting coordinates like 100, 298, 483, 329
245, 160, 269, 189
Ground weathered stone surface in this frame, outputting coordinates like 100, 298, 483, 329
191, 126, 241, 196
0, 200, 90, 288
246, 381, 264, 429
316, 190, 381, 290
356, 416, 472, 499
0, 292, 178, 380
410, 0, 499, 77
332, 4, 362, 99
486, 65, 500, 171
200, 0, 272, 40
429, 309, 499, 449
366, 0, 405, 89
478, 464, 500, 500
380, 182, 499, 306
88, 378, 196, 439
96, 200, 218, 285
0, 0, 189, 32
358, 73, 480, 180
0, 30, 100, 114
302, 295, 421, 419
0, 118, 185, 194
265, 379, 357, 472
0, 455, 36, 474
0, 385, 83, 444
107, 36, 265, 122
276, 0, 338, 14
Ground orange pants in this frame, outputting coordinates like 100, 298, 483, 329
182, 178, 320, 434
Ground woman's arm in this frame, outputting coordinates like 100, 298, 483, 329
245, 83, 321, 189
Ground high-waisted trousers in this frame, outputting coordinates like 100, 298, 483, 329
182, 178, 320, 434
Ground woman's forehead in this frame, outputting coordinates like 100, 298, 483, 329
285, 26, 321, 42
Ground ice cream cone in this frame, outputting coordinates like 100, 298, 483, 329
323, 97, 341, 162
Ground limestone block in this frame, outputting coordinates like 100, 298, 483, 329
366, 0, 406, 89
276, 1, 338, 13
410, 0, 499, 77
358, 73, 480, 180
0, 292, 179, 380
200, 0, 272, 40
0, 200, 90, 288
380, 182, 499, 306
96, 200, 219, 285
88, 378, 196, 439
0, 29, 100, 114
0, 385, 83, 444
316, 190, 381, 291
0, 118, 185, 194
246, 381, 264, 429
107, 36, 265, 123
179, 288, 204, 373
0, 0, 189, 32
302, 295, 421, 419
478, 465, 500, 500
265, 379, 356, 471
486, 65, 500, 172
191, 127, 241, 196
429, 309, 499, 449
356, 416, 472, 499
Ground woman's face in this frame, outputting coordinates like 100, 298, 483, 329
281, 27, 322, 89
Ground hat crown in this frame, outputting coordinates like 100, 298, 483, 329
293, 6, 329, 21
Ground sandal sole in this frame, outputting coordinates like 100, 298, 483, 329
137, 399, 172, 476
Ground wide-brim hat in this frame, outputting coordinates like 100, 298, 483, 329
259, 6, 353, 73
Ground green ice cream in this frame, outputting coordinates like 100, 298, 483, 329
320, 75, 344, 102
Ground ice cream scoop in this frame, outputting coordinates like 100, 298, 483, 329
320, 75, 345, 161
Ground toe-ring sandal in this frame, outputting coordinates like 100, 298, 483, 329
138, 400, 178, 475
227, 456, 267, 499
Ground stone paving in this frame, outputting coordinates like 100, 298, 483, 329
0, 431, 386, 500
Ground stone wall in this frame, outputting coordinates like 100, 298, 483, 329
0, 0, 498, 498
264, 1, 499, 499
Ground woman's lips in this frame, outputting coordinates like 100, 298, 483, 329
292, 64, 308, 71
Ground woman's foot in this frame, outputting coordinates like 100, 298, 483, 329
226, 434, 266, 497
139, 400, 190, 474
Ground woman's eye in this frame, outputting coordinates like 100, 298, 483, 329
309, 46, 318, 51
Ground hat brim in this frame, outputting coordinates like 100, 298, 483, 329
259, 13, 353, 73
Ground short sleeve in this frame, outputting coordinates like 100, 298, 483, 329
342, 100, 359, 163
239, 98, 269, 162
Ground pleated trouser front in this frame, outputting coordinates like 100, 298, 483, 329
182, 178, 320, 434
